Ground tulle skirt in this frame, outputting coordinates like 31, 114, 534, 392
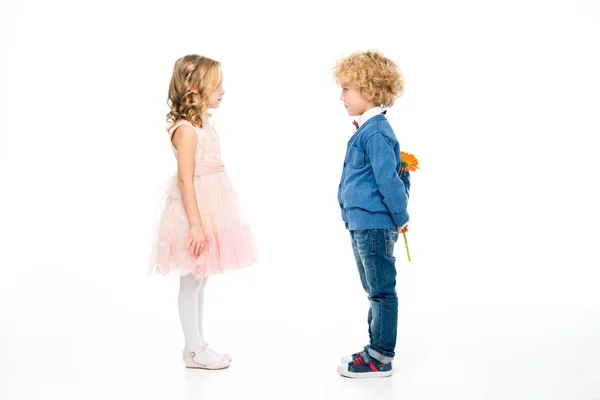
150, 171, 259, 279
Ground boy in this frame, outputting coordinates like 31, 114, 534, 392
335, 50, 410, 378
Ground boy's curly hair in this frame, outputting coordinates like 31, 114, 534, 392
334, 50, 404, 107
167, 54, 221, 130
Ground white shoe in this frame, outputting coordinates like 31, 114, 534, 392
182, 347, 230, 370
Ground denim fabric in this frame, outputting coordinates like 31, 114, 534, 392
350, 228, 399, 361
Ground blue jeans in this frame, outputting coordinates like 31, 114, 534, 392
350, 228, 399, 363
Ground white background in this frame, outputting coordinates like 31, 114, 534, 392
1, 0, 600, 399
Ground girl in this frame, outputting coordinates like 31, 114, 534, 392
150, 54, 259, 370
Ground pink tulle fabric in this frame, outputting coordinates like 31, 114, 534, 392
150, 120, 259, 279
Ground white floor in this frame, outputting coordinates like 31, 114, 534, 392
2, 247, 600, 400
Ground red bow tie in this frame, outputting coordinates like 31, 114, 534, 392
353, 110, 387, 130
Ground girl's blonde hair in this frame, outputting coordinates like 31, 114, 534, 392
334, 50, 404, 107
167, 54, 221, 129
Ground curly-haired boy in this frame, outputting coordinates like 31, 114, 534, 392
335, 50, 411, 379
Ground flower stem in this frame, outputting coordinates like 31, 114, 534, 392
402, 230, 411, 262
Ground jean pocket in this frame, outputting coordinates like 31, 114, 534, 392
384, 228, 399, 257
348, 145, 365, 168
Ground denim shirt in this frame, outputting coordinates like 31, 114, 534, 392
338, 114, 410, 230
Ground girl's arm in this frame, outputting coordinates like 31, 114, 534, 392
172, 125, 205, 257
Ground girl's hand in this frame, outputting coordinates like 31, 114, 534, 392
187, 225, 206, 258
397, 224, 409, 233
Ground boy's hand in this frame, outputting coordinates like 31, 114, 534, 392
397, 224, 409, 233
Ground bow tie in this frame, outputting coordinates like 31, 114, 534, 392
353, 110, 387, 130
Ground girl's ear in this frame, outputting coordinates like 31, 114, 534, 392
188, 85, 199, 94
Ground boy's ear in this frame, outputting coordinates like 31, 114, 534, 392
365, 87, 376, 101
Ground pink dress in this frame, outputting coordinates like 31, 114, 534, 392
150, 119, 259, 279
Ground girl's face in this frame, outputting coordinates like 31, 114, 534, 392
208, 73, 225, 109
340, 84, 372, 117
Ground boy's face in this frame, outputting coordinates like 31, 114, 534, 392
339, 83, 373, 117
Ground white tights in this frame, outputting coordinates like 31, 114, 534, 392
178, 274, 221, 365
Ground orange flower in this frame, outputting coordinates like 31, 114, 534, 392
399, 151, 419, 263
400, 151, 419, 173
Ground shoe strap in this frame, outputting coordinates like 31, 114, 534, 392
185, 344, 209, 358
359, 352, 378, 372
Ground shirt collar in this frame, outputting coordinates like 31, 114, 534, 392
356, 106, 387, 128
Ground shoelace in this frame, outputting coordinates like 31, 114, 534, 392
351, 353, 379, 372
352, 356, 365, 367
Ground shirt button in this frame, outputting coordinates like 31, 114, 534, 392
339, 184, 342, 188
343, 162, 347, 167
339, 203, 343, 209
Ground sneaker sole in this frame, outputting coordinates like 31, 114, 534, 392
337, 365, 392, 379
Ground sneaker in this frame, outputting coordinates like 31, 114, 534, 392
337, 351, 392, 378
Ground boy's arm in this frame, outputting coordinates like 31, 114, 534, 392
365, 132, 410, 228
400, 170, 411, 195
